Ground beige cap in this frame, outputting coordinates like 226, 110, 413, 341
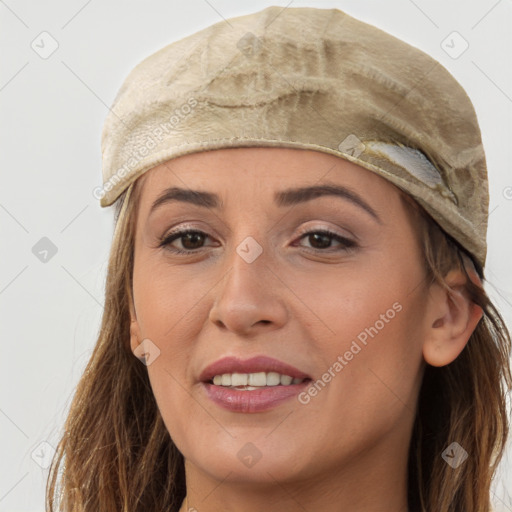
100, 6, 488, 267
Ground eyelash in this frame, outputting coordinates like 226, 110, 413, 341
158, 228, 357, 255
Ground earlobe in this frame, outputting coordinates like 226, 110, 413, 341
130, 317, 143, 354
129, 298, 143, 354
423, 271, 483, 367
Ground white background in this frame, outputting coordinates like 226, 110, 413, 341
0, 0, 511, 510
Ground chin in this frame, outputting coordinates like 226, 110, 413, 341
181, 433, 314, 485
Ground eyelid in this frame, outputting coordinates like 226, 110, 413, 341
295, 223, 355, 240
293, 227, 358, 252
161, 222, 216, 241
160, 222, 352, 243
158, 222, 358, 255
157, 224, 218, 255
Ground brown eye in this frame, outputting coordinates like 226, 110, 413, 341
179, 231, 206, 250
306, 232, 333, 249
159, 229, 212, 254
296, 229, 357, 252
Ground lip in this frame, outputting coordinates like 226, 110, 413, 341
199, 356, 311, 413
202, 381, 310, 413
199, 355, 311, 383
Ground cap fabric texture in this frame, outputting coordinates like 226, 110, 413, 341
100, 6, 489, 267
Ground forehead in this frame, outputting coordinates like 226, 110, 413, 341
135, 147, 400, 204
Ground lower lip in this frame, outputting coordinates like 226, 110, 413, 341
202, 381, 310, 413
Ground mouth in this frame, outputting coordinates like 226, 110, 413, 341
199, 356, 312, 413
208, 371, 307, 390
200, 355, 311, 382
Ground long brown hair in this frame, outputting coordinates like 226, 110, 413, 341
403, 194, 512, 511
46, 178, 511, 512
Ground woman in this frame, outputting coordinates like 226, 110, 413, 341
46, 6, 511, 512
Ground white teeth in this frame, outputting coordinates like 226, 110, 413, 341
231, 373, 248, 386
266, 372, 281, 386
248, 372, 266, 386
280, 375, 293, 386
210, 372, 305, 387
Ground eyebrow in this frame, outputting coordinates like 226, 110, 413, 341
149, 183, 381, 223
275, 183, 381, 223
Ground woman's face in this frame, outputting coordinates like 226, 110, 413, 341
130, 147, 430, 487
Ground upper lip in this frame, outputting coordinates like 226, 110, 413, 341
199, 356, 311, 383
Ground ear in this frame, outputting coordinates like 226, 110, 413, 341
129, 296, 143, 355
422, 268, 483, 367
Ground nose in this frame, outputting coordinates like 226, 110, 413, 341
208, 238, 288, 337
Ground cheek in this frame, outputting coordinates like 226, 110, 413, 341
132, 254, 213, 342
131, 258, 216, 435
296, 255, 420, 355
296, 258, 426, 440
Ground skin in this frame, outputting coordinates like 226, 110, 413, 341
129, 147, 482, 512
